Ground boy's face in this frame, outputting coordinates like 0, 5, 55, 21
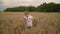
24, 12, 29, 17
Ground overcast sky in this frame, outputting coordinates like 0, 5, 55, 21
0, 0, 60, 11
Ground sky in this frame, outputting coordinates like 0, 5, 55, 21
0, 0, 60, 11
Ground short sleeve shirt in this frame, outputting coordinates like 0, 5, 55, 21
24, 15, 33, 27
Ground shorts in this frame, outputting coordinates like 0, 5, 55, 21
26, 22, 32, 27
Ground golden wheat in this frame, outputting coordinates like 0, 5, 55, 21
0, 12, 60, 34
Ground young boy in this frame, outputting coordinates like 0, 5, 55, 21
23, 12, 34, 29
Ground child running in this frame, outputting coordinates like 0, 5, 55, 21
23, 12, 34, 29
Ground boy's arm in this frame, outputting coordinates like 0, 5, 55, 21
23, 18, 27, 23
31, 16, 34, 21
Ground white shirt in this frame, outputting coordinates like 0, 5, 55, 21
24, 15, 33, 27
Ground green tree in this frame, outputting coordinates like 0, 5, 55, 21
4, 2, 60, 12
37, 2, 60, 12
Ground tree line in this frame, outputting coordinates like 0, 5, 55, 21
4, 2, 60, 12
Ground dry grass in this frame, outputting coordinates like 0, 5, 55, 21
0, 12, 60, 34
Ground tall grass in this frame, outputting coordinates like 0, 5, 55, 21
0, 12, 60, 34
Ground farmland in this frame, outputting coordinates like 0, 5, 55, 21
0, 12, 60, 34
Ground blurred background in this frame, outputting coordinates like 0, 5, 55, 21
0, 0, 60, 12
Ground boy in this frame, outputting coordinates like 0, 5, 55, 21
23, 12, 34, 29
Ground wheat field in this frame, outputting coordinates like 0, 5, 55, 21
0, 12, 60, 34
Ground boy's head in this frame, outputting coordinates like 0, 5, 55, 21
24, 12, 29, 17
